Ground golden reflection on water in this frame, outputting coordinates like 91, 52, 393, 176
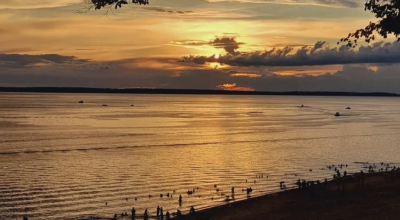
1, 94, 400, 219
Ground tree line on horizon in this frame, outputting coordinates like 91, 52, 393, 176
0, 87, 399, 96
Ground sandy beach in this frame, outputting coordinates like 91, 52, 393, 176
177, 171, 400, 220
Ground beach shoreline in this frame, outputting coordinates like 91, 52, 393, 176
101, 171, 400, 220
176, 171, 400, 220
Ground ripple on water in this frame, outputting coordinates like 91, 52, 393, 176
2, 94, 400, 219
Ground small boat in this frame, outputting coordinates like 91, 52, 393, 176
335, 112, 341, 117
346, 107, 351, 109
102, 104, 108, 107
131, 105, 135, 107
78, 101, 84, 104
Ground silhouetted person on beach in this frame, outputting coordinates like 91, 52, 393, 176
231, 187, 235, 194
179, 194, 182, 206
280, 181, 286, 189
166, 211, 170, 219
113, 214, 118, 220
144, 209, 149, 220
161, 207, 164, 218
190, 206, 195, 214
131, 207, 136, 220
368, 165, 375, 172
302, 180, 307, 189
296, 179, 301, 188
157, 206, 160, 217
177, 209, 182, 216
246, 187, 253, 196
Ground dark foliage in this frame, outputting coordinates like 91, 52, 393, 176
340, 0, 400, 47
91, 0, 149, 10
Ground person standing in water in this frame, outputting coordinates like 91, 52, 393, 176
131, 207, 136, 220
144, 209, 148, 220
178, 194, 182, 206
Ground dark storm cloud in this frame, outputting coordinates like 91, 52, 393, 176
180, 41, 400, 67
0, 53, 89, 68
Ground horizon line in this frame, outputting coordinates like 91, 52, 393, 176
0, 87, 399, 97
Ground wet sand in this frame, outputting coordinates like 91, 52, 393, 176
178, 172, 400, 220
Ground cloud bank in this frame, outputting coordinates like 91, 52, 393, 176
2, 52, 400, 94
0, 54, 89, 68
0, 0, 81, 9
181, 41, 400, 67
203, 0, 361, 8
170, 37, 244, 55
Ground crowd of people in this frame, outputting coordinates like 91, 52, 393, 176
20, 162, 400, 220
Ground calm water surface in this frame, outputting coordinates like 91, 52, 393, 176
1, 93, 400, 219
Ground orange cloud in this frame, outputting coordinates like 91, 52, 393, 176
217, 83, 255, 91
230, 73, 262, 78
273, 65, 342, 76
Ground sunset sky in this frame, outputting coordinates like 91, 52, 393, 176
1, 0, 400, 92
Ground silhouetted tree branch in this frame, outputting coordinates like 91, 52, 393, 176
340, 0, 400, 47
91, 0, 149, 10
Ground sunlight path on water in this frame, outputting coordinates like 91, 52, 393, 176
1, 94, 400, 219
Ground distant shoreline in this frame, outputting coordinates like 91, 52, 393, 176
0, 87, 399, 97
